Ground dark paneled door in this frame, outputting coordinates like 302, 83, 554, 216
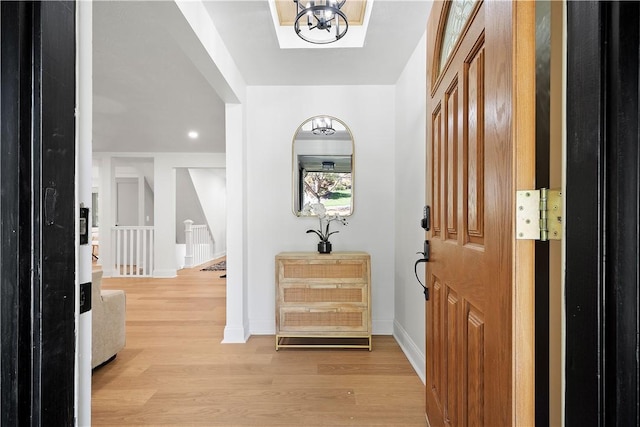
1, 1, 76, 424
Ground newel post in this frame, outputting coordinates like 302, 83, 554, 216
184, 219, 194, 267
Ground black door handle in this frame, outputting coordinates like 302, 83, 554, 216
415, 240, 430, 301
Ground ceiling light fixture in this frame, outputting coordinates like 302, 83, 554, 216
293, 0, 348, 45
188, 131, 199, 139
322, 161, 335, 171
311, 117, 335, 136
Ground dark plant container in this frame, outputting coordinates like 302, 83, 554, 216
317, 241, 332, 254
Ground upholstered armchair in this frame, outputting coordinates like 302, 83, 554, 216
91, 269, 126, 369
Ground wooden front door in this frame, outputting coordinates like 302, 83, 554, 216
425, 1, 536, 426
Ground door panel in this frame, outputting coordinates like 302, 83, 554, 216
464, 43, 484, 245
446, 81, 459, 241
446, 289, 460, 425
430, 277, 444, 409
425, 1, 535, 426
431, 106, 442, 237
466, 304, 484, 427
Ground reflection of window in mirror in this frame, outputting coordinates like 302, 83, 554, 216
92, 191, 99, 227
298, 157, 352, 216
293, 116, 354, 216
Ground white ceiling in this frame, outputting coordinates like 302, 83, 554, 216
92, 0, 432, 154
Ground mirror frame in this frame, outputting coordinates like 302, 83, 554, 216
292, 115, 354, 217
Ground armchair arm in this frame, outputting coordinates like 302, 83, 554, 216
92, 289, 126, 368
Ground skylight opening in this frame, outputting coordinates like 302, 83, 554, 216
268, 0, 374, 49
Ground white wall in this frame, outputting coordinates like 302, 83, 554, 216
115, 178, 139, 226
175, 168, 207, 243
246, 85, 396, 335
189, 168, 226, 258
144, 178, 154, 225
393, 32, 428, 383
154, 153, 226, 277
175, 1, 249, 341
76, 1, 93, 423
93, 152, 225, 277
222, 103, 249, 343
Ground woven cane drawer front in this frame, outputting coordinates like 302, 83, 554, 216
279, 307, 368, 332
281, 284, 366, 305
282, 262, 365, 280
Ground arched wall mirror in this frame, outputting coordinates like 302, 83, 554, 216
292, 116, 354, 216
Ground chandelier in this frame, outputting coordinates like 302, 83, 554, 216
293, 0, 349, 45
311, 117, 336, 135
322, 161, 335, 171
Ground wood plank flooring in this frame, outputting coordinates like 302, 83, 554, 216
91, 260, 426, 426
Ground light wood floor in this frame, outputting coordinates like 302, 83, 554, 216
91, 260, 426, 426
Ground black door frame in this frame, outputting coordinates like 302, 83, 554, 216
1, 1, 76, 424
566, 2, 640, 425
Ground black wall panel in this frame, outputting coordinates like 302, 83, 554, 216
566, 2, 640, 426
1, 1, 76, 424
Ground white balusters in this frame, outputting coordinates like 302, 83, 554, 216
184, 220, 214, 267
112, 226, 154, 277
184, 219, 194, 268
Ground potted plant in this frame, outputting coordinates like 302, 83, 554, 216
301, 203, 348, 254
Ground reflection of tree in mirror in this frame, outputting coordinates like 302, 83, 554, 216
303, 172, 352, 215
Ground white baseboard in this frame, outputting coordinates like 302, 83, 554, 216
222, 324, 250, 343
393, 319, 426, 384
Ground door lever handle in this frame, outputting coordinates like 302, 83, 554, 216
421, 240, 430, 261
414, 240, 430, 301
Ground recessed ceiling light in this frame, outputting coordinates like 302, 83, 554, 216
188, 131, 199, 139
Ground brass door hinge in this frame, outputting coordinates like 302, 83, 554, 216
516, 188, 563, 241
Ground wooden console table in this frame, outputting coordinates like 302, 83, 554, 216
275, 251, 371, 350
